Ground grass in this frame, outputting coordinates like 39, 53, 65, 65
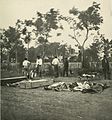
1, 77, 112, 120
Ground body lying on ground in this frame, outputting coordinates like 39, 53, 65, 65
44, 81, 110, 93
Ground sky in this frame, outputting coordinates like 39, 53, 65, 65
0, 0, 112, 48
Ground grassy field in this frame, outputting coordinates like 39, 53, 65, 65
1, 77, 112, 120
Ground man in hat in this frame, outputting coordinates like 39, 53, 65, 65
22, 58, 30, 78
63, 57, 69, 77
52, 56, 60, 77
36, 56, 43, 77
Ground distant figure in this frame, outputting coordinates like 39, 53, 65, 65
102, 55, 110, 79
63, 57, 69, 77
22, 58, 30, 78
36, 56, 43, 77
52, 56, 60, 77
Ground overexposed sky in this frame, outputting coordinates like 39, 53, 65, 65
0, 0, 112, 48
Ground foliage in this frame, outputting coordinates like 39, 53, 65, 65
16, 20, 32, 45
85, 39, 102, 61
15, 9, 63, 58
1, 27, 25, 63
32, 8, 63, 49
62, 2, 103, 68
68, 2, 103, 47
28, 47, 37, 62
100, 35, 112, 58
28, 42, 71, 62
18, 8, 62, 45
2, 27, 20, 51
34, 9, 61, 37
84, 35, 112, 62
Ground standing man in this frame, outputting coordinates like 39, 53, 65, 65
52, 56, 60, 77
36, 56, 43, 77
102, 55, 110, 79
22, 58, 30, 78
63, 57, 69, 77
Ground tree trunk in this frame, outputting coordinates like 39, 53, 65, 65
7, 51, 10, 71
0, 45, 2, 63
26, 42, 29, 60
7, 52, 10, 63
16, 48, 18, 69
81, 28, 89, 68
42, 34, 48, 61
43, 43, 45, 58
80, 46, 84, 68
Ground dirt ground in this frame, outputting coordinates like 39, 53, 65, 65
1, 77, 112, 120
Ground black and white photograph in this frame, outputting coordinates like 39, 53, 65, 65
0, 0, 112, 120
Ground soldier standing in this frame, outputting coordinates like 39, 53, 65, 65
102, 55, 110, 79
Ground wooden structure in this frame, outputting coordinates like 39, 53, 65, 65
1, 76, 27, 85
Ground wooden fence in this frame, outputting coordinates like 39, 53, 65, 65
2, 61, 112, 71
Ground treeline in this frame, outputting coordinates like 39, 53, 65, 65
0, 2, 112, 67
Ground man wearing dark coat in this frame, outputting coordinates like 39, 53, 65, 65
63, 57, 69, 77
102, 55, 110, 79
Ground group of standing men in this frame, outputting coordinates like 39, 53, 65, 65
22, 55, 69, 78
51, 56, 69, 77
22, 56, 43, 78
22, 54, 111, 80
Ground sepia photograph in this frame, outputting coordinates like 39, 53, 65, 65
0, 0, 112, 120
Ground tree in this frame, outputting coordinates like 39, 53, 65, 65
0, 29, 5, 62
14, 9, 63, 59
33, 8, 63, 58
100, 35, 112, 58
2, 27, 23, 63
85, 34, 112, 62
67, 2, 103, 67
26, 42, 69, 62
16, 19, 33, 59
15, 9, 63, 59
34, 8, 61, 37
28, 47, 37, 62
87, 38, 102, 61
